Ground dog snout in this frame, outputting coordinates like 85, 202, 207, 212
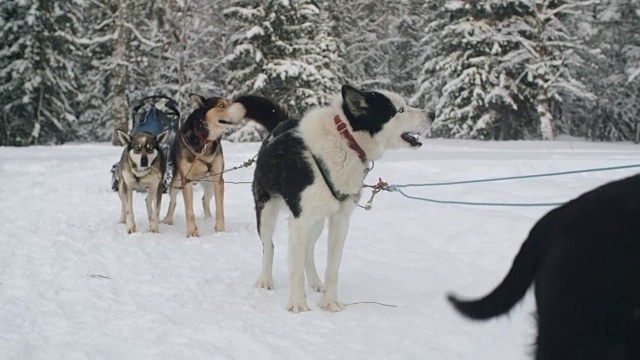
140, 155, 148, 167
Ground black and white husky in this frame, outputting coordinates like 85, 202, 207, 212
233, 85, 426, 312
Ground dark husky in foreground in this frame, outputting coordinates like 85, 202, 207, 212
448, 174, 640, 359
232, 85, 426, 312
116, 129, 168, 234
162, 94, 247, 237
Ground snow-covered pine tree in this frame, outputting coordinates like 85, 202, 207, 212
224, 0, 342, 120
386, 0, 425, 99
0, 0, 83, 145
416, 0, 597, 140
143, 0, 231, 114
421, 0, 523, 140
412, 0, 448, 121
72, 0, 162, 145
339, 0, 394, 89
499, 0, 598, 140
569, 0, 640, 141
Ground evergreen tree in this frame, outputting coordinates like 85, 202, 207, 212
224, 0, 342, 118
416, 0, 597, 140
419, 0, 525, 139
0, 0, 83, 145
570, 0, 640, 141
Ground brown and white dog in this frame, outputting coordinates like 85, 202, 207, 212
162, 94, 245, 237
116, 129, 168, 234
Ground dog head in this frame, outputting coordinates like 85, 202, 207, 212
117, 130, 168, 172
340, 85, 426, 150
186, 94, 246, 141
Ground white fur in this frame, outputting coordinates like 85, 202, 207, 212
256, 90, 426, 312
227, 103, 247, 124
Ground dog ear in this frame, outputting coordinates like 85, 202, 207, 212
189, 94, 206, 108
116, 129, 131, 146
155, 129, 169, 145
341, 84, 368, 116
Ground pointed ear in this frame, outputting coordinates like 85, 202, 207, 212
189, 94, 206, 108
117, 129, 131, 146
155, 129, 169, 144
341, 84, 367, 116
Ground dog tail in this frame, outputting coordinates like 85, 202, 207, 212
447, 225, 544, 320
229, 95, 289, 133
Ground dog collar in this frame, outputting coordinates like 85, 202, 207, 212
334, 115, 367, 162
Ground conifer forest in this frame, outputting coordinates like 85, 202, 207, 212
1, 0, 639, 146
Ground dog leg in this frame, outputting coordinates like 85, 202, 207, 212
162, 177, 178, 225
286, 216, 312, 313
125, 186, 136, 234
118, 181, 126, 224
202, 180, 214, 219
306, 219, 325, 292
182, 182, 198, 237
254, 199, 280, 290
213, 174, 225, 232
319, 210, 352, 312
145, 189, 154, 223
149, 184, 162, 233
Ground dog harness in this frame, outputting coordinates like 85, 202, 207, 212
312, 155, 350, 202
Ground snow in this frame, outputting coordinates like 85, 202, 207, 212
2, 139, 640, 359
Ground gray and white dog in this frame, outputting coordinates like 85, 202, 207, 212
116, 129, 168, 234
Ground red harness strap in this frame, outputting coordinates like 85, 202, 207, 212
333, 115, 367, 163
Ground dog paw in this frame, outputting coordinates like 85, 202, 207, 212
254, 276, 274, 290
319, 298, 344, 312
286, 298, 310, 313
186, 229, 200, 238
162, 218, 174, 225
308, 280, 324, 293
127, 226, 137, 234
149, 225, 159, 233
214, 224, 225, 232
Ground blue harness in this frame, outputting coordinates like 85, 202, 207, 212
131, 107, 166, 136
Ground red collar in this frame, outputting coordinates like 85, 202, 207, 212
334, 115, 367, 162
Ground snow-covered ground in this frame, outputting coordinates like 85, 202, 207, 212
2, 139, 640, 360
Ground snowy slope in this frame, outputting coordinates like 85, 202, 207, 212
2, 139, 640, 360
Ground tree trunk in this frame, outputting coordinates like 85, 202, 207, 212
538, 89, 553, 140
111, 0, 129, 146
28, 86, 45, 145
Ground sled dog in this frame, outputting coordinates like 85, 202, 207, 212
116, 129, 168, 234
162, 94, 246, 237
448, 174, 640, 359
232, 85, 426, 312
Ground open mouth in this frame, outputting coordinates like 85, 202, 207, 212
401, 132, 422, 147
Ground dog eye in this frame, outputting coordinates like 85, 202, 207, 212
146, 145, 154, 151
218, 103, 225, 109
134, 145, 141, 152
397, 107, 405, 113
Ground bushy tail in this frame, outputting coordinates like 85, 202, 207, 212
447, 228, 543, 320
231, 95, 289, 133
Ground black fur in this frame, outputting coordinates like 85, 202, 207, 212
252, 120, 314, 233
341, 85, 399, 135
448, 173, 640, 360
233, 95, 289, 133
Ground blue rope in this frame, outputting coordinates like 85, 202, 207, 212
392, 163, 640, 188
383, 163, 640, 208
389, 187, 565, 207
